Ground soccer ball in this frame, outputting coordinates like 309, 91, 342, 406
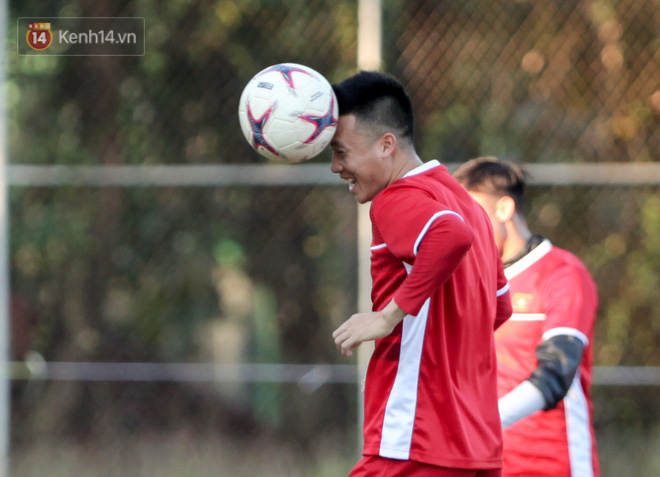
238, 63, 338, 163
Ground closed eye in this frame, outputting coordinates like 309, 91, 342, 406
331, 148, 347, 158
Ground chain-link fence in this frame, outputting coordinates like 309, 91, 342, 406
6, 0, 660, 475
387, 0, 660, 165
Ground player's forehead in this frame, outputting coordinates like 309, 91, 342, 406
330, 114, 361, 147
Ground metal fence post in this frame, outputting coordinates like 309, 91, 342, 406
0, 0, 11, 475
356, 0, 382, 454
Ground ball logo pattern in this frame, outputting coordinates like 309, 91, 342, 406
238, 63, 338, 163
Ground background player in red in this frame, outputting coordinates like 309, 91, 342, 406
453, 157, 600, 477
330, 71, 512, 477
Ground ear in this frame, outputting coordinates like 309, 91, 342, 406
495, 196, 516, 222
380, 132, 397, 157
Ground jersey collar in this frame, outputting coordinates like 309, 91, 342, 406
403, 160, 441, 178
505, 239, 553, 280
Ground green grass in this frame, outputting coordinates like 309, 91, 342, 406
11, 434, 357, 477
11, 427, 660, 476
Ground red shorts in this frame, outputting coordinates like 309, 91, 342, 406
349, 456, 502, 477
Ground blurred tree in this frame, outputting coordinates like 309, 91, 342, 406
386, 0, 659, 165
9, 0, 358, 446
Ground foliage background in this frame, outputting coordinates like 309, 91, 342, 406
6, 0, 660, 475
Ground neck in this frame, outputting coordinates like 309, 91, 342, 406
392, 151, 423, 181
501, 219, 532, 263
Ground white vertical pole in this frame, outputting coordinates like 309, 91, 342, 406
358, 0, 382, 72
356, 0, 381, 451
0, 1, 10, 475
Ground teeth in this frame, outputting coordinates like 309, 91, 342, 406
345, 178, 356, 191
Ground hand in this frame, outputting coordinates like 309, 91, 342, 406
332, 300, 407, 358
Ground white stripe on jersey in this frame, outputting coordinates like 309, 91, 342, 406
413, 210, 464, 256
564, 372, 595, 477
379, 262, 429, 460
509, 313, 546, 321
403, 159, 441, 178
497, 283, 510, 296
505, 239, 553, 280
543, 327, 590, 346
370, 243, 388, 251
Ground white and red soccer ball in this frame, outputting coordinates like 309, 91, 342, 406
238, 63, 338, 163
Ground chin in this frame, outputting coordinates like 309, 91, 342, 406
356, 193, 372, 204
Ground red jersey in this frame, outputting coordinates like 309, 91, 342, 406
496, 239, 599, 476
362, 160, 512, 469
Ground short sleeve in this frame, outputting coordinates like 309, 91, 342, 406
371, 184, 463, 262
541, 264, 597, 345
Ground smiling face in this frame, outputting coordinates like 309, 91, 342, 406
329, 114, 393, 204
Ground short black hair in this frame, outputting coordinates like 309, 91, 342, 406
332, 71, 414, 144
453, 157, 529, 214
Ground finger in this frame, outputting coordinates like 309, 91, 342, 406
335, 335, 353, 355
334, 330, 352, 355
333, 318, 353, 338
333, 323, 352, 344
334, 329, 347, 351
339, 337, 353, 357
340, 334, 358, 356
341, 339, 358, 358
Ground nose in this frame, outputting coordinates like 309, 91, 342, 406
330, 154, 342, 174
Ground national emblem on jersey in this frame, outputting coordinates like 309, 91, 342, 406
511, 293, 534, 312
